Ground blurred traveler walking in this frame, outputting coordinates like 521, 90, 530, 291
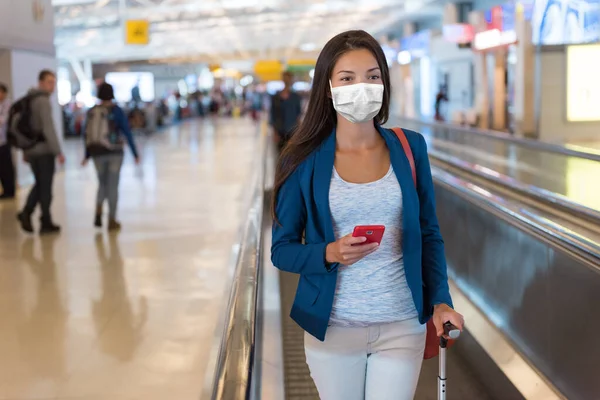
16, 70, 65, 234
434, 85, 448, 121
0, 83, 15, 200
270, 71, 302, 151
271, 30, 464, 400
82, 82, 139, 231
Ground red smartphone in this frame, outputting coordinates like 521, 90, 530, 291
352, 225, 385, 245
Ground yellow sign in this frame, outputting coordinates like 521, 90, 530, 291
287, 59, 316, 67
254, 60, 283, 82
125, 20, 150, 45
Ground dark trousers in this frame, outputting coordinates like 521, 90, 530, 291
23, 154, 55, 221
276, 129, 292, 153
0, 143, 15, 197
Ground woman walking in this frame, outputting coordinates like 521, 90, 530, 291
271, 30, 464, 400
82, 82, 139, 230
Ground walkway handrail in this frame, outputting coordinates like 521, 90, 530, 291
208, 129, 267, 400
432, 168, 600, 271
429, 149, 600, 226
392, 116, 600, 162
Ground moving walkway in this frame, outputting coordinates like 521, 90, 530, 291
205, 126, 600, 400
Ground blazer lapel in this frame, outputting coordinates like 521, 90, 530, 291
313, 130, 337, 243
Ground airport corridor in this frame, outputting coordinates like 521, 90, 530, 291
0, 118, 260, 400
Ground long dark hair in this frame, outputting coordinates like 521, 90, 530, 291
271, 30, 391, 221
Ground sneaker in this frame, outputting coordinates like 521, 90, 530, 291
40, 221, 61, 235
94, 205, 103, 228
17, 212, 34, 233
108, 219, 121, 231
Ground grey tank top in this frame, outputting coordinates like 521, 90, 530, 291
328, 165, 418, 327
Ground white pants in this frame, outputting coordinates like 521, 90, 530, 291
304, 318, 426, 400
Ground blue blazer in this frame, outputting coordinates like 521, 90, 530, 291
271, 126, 453, 341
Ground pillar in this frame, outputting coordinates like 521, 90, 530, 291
514, 5, 536, 137
0, 0, 62, 186
491, 49, 507, 130
469, 11, 490, 129
0, 0, 62, 140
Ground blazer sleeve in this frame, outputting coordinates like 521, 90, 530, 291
414, 133, 453, 309
271, 169, 338, 275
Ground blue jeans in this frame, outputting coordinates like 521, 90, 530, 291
93, 153, 123, 220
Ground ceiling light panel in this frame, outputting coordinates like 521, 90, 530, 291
53, 0, 423, 62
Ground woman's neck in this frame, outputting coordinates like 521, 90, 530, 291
335, 117, 380, 151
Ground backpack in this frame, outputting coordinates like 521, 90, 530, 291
85, 106, 121, 150
7, 93, 45, 150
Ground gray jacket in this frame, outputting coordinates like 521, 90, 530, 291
24, 89, 62, 158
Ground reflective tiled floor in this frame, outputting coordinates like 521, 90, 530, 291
0, 118, 259, 400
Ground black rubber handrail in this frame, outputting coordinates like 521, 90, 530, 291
392, 116, 600, 162
429, 149, 600, 226
432, 168, 600, 272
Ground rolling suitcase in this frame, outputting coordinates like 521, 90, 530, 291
438, 323, 461, 400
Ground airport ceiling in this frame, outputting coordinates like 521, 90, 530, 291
53, 0, 443, 64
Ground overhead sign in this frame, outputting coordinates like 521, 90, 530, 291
473, 29, 517, 51
125, 20, 150, 45
443, 24, 475, 44
254, 60, 283, 82
532, 0, 600, 45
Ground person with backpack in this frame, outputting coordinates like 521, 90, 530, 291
0, 83, 15, 200
270, 31, 464, 400
13, 70, 65, 234
82, 82, 139, 231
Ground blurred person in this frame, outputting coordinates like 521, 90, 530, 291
270, 71, 302, 151
17, 70, 65, 235
250, 86, 263, 123
196, 92, 206, 117
0, 83, 15, 199
81, 82, 139, 231
434, 85, 448, 121
131, 79, 142, 106
270, 30, 464, 400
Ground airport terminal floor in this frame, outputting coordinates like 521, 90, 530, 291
0, 118, 259, 400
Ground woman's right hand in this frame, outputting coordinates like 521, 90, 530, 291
325, 234, 379, 265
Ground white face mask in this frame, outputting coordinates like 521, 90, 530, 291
330, 81, 384, 124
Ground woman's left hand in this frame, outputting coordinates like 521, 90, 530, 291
432, 304, 465, 338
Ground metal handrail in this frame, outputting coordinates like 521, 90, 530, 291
392, 116, 600, 162
208, 129, 267, 400
429, 149, 600, 225
432, 168, 600, 270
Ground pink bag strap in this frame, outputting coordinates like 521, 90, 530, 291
391, 127, 416, 187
